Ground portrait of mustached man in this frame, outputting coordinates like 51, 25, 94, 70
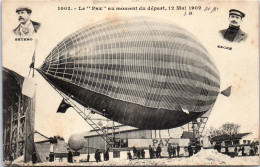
219, 9, 248, 43
13, 7, 40, 37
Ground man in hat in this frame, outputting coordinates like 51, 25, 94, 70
219, 9, 247, 42
13, 7, 40, 36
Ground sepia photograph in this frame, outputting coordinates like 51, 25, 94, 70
2, 0, 259, 166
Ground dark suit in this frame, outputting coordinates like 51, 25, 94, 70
219, 28, 247, 43
13, 20, 40, 36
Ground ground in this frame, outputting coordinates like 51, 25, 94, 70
8, 149, 260, 166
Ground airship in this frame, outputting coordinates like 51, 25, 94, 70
37, 17, 223, 130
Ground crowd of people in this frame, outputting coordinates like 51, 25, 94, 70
130, 143, 202, 159
94, 143, 258, 162
4, 142, 259, 165
147, 145, 162, 159
128, 145, 158, 160
131, 146, 146, 159
167, 144, 180, 158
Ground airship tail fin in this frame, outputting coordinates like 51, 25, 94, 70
220, 86, 232, 97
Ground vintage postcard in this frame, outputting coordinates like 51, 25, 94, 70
2, 0, 259, 166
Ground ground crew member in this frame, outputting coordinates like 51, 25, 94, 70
173, 146, 176, 157
177, 145, 180, 157
188, 144, 193, 157
95, 149, 101, 162
167, 144, 173, 158
149, 145, 153, 159
133, 146, 137, 159
156, 144, 162, 158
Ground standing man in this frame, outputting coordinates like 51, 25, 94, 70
137, 150, 140, 159
127, 150, 132, 159
105, 149, 109, 161
32, 150, 37, 164
141, 148, 145, 159
241, 145, 245, 156
95, 149, 101, 163
13, 7, 41, 36
156, 144, 162, 158
167, 144, 173, 158
188, 144, 193, 157
234, 146, 238, 156
177, 145, 180, 157
133, 146, 137, 159
152, 147, 155, 158
149, 145, 153, 159
172, 145, 176, 157
219, 9, 247, 42
249, 145, 254, 156
67, 150, 73, 163
225, 146, 229, 155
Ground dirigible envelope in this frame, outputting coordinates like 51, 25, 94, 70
38, 17, 220, 129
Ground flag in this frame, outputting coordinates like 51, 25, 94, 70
57, 99, 72, 113
29, 50, 35, 69
221, 86, 232, 97
29, 62, 34, 69
22, 77, 36, 98
29, 39, 37, 69
28, 39, 38, 77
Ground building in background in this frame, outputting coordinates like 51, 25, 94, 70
78, 124, 198, 159
34, 131, 72, 163
210, 133, 252, 146
202, 132, 259, 155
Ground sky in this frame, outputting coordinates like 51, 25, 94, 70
2, 1, 259, 142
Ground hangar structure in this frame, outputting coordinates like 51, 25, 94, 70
78, 109, 211, 155
2, 67, 35, 162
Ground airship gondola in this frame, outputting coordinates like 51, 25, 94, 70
37, 17, 221, 130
